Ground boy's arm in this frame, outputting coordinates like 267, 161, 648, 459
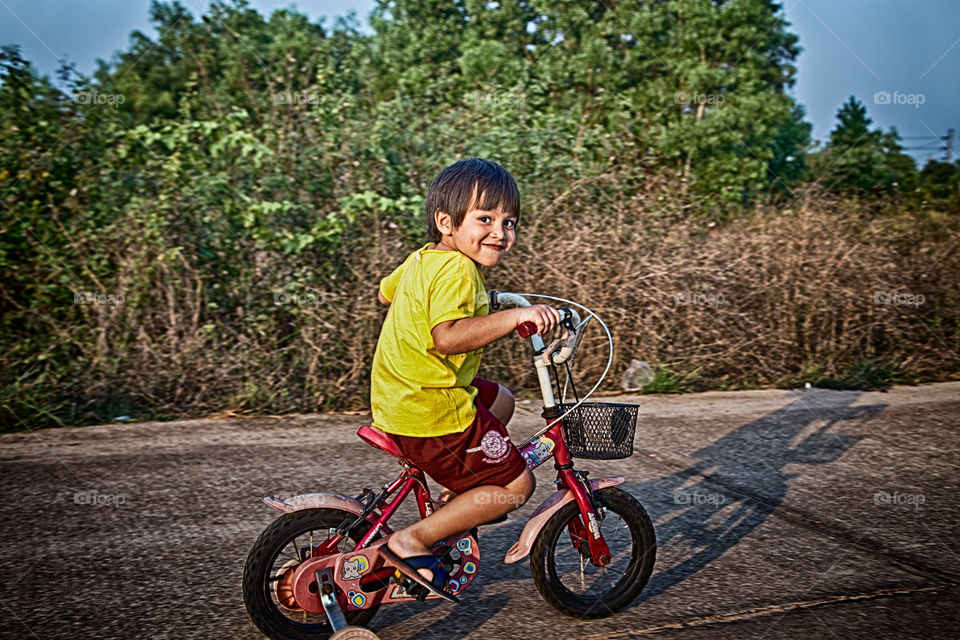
431, 305, 562, 355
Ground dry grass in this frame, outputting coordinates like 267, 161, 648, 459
2, 184, 958, 429
484, 182, 959, 394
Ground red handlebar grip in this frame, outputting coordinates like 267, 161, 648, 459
517, 321, 537, 338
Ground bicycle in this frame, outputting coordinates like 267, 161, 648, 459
242, 292, 657, 640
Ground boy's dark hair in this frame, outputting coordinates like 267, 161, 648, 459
424, 158, 520, 242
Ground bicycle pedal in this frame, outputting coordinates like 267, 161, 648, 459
393, 573, 431, 601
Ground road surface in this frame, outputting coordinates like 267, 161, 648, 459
1, 383, 958, 639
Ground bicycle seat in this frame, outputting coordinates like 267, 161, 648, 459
357, 425, 404, 458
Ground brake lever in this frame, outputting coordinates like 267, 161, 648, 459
542, 327, 577, 365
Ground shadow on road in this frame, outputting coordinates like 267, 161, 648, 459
373, 390, 887, 637
628, 390, 886, 602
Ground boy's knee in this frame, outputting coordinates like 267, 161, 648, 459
491, 384, 515, 425
506, 469, 535, 508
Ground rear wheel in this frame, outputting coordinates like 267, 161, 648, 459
530, 487, 656, 618
329, 627, 381, 640
243, 509, 380, 640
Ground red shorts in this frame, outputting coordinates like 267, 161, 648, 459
390, 378, 527, 494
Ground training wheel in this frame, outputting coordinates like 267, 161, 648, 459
329, 626, 380, 640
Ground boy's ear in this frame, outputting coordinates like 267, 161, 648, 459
434, 210, 453, 236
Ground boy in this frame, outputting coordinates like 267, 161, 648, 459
371, 158, 561, 599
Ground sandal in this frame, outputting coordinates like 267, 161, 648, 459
380, 545, 459, 604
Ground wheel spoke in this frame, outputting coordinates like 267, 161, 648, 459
579, 554, 587, 591
532, 487, 655, 615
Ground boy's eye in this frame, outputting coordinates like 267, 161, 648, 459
479, 216, 491, 223
505, 220, 517, 228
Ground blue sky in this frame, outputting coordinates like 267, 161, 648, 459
1, 0, 957, 165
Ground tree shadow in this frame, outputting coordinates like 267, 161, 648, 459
627, 389, 886, 601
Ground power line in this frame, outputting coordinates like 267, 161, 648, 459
899, 129, 953, 162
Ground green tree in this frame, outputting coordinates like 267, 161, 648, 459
918, 159, 959, 202
811, 96, 916, 194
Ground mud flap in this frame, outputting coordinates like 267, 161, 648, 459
503, 477, 625, 564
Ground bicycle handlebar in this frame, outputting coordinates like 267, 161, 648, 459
489, 291, 581, 365
517, 321, 538, 338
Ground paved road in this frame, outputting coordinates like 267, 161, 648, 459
1, 383, 958, 639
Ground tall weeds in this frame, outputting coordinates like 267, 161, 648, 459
2, 182, 957, 429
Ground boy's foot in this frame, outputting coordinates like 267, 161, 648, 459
381, 544, 459, 604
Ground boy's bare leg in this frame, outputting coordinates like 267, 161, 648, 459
387, 468, 536, 577
489, 384, 515, 426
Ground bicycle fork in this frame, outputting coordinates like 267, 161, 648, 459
557, 466, 612, 566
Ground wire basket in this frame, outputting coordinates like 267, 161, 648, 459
560, 402, 638, 459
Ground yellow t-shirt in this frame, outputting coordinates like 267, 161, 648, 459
371, 244, 489, 437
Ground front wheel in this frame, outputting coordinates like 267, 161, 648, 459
530, 486, 656, 618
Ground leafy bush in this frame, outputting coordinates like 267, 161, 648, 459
1, 2, 957, 429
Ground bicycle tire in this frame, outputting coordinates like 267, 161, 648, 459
530, 486, 656, 618
243, 508, 380, 640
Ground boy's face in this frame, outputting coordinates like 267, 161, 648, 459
439, 205, 517, 267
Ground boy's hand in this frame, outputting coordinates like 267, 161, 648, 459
515, 305, 563, 337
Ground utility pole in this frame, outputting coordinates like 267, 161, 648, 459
902, 129, 954, 163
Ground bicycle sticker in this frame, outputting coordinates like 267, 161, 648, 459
341, 555, 369, 580
347, 590, 366, 607
457, 538, 474, 556
587, 512, 602, 539
463, 561, 477, 574
522, 436, 555, 468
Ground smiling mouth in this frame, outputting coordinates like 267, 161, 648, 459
483, 244, 506, 250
